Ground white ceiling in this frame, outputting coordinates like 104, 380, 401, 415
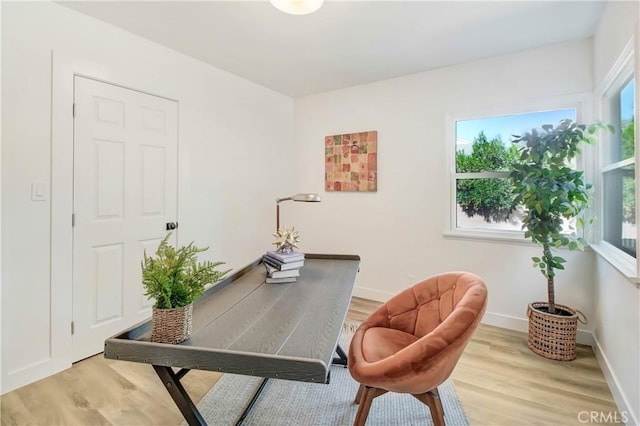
58, 1, 607, 97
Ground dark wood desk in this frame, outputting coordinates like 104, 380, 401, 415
104, 254, 360, 425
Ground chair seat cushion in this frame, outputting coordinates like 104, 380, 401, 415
362, 327, 419, 363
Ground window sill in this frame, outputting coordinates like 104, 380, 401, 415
590, 242, 640, 285
444, 229, 596, 254
443, 229, 533, 246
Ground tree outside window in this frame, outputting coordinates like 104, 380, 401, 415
454, 109, 577, 232
456, 132, 518, 223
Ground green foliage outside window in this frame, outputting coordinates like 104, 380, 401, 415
622, 116, 636, 223
621, 116, 635, 159
456, 132, 519, 222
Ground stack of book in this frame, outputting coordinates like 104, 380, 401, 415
263, 250, 305, 283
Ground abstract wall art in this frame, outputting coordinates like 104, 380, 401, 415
325, 130, 377, 192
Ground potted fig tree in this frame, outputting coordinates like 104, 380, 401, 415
509, 119, 609, 361
142, 234, 230, 344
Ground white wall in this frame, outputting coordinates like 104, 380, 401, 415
293, 39, 597, 335
593, 0, 639, 86
592, 1, 640, 423
0, 0, 4, 395
594, 258, 639, 424
1, 1, 294, 393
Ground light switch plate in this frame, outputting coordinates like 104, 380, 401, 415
31, 181, 47, 201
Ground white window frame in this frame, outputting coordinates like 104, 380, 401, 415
444, 94, 591, 243
591, 36, 640, 283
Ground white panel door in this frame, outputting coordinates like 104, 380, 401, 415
73, 76, 178, 361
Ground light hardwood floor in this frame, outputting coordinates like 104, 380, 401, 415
1, 297, 619, 425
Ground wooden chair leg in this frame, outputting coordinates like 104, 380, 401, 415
413, 387, 445, 426
353, 386, 387, 426
354, 384, 366, 404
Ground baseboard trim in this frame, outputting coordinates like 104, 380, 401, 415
353, 286, 394, 303
592, 335, 638, 426
482, 311, 595, 346
2, 358, 70, 395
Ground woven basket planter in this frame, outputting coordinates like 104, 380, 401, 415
527, 302, 586, 361
151, 303, 193, 344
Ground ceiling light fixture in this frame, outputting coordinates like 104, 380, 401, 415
270, 0, 324, 15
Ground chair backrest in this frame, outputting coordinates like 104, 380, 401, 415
381, 271, 487, 338
349, 272, 487, 394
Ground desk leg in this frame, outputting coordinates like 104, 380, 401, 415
235, 378, 268, 426
332, 344, 348, 366
153, 365, 206, 426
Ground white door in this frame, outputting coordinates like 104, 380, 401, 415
72, 76, 178, 361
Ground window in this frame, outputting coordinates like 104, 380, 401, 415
592, 38, 638, 280
452, 108, 577, 235
602, 77, 635, 257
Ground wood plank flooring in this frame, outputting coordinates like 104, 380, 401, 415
451, 324, 620, 425
1, 297, 619, 425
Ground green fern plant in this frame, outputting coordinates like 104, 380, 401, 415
142, 234, 230, 309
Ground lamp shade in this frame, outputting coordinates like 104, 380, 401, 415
290, 193, 321, 202
270, 0, 324, 15
276, 193, 321, 203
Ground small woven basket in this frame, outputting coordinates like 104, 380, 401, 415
151, 303, 193, 344
527, 302, 586, 361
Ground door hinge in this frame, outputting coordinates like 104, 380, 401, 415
72, 103, 76, 118
71, 321, 75, 335
72, 213, 75, 227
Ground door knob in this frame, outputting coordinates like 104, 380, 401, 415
166, 222, 178, 230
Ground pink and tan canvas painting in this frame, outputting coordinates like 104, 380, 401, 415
325, 131, 377, 192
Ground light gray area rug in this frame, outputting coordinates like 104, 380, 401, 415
198, 366, 468, 425
197, 321, 469, 425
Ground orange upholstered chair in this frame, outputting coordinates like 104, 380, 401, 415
348, 271, 487, 426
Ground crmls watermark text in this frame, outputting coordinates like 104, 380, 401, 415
577, 411, 629, 424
